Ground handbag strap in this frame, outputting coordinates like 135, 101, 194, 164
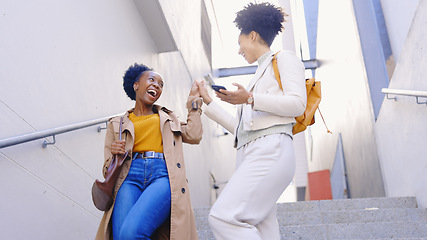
318, 107, 332, 134
119, 116, 124, 141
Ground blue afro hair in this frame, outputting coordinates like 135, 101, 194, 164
234, 2, 286, 46
123, 63, 153, 100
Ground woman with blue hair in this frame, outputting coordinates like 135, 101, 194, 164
197, 2, 306, 239
96, 63, 203, 240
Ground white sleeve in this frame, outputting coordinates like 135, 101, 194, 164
204, 101, 237, 134
253, 51, 307, 117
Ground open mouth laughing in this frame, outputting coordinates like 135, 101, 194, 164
147, 89, 158, 98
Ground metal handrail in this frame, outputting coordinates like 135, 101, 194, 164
0, 113, 123, 149
382, 88, 427, 104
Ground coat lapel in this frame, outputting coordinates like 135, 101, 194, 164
246, 53, 274, 91
122, 110, 134, 139
156, 105, 181, 133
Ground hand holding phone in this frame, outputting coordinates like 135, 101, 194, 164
212, 85, 227, 94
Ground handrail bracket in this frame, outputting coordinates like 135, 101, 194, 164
416, 96, 427, 105
43, 135, 56, 148
385, 93, 397, 101
97, 122, 108, 132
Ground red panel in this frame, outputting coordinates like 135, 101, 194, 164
306, 170, 332, 200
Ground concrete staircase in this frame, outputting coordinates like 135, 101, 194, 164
195, 197, 427, 240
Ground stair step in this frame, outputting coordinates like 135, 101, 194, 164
197, 230, 215, 240
280, 221, 427, 239
198, 222, 427, 240
277, 208, 427, 226
194, 206, 210, 217
194, 197, 427, 239
196, 208, 427, 230
337, 239, 427, 240
276, 197, 418, 213
195, 215, 209, 230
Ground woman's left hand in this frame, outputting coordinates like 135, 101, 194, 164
215, 83, 250, 105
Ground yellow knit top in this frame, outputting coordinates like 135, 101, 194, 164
129, 112, 163, 153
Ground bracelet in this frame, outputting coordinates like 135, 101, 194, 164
191, 100, 199, 110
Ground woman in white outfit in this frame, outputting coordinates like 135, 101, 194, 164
196, 2, 307, 240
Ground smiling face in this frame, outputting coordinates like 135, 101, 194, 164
133, 71, 164, 106
238, 32, 258, 64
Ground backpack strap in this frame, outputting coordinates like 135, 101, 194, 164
272, 51, 283, 91
272, 51, 332, 134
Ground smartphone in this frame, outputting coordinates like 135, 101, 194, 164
204, 75, 214, 85
212, 84, 227, 93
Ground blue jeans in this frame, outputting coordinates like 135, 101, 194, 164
112, 155, 171, 240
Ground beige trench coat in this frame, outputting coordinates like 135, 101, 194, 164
95, 96, 202, 240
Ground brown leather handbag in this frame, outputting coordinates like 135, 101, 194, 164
91, 116, 129, 211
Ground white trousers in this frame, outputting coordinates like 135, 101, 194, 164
208, 134, 296, 240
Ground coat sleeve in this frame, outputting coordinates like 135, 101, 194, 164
102, 118, 116, 178
253, 51, 307, 117
180, 96, 204, 144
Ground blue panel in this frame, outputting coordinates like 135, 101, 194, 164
352, 0, 390, 119
302, 0, 319, 60
303, 0, 319, 77
331, 133, 350, 199
372, 0, 393, 60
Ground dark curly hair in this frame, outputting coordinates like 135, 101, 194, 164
123, 63, 153, 100
234, 2, 286, 46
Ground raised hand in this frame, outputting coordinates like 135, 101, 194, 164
189, 81, 201, 97
196, 81, 213, 104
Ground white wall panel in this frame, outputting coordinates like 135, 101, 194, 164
379, 0, 419, 63
0, 153, 100, 239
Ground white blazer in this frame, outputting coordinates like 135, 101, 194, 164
205, 50, 306, 135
